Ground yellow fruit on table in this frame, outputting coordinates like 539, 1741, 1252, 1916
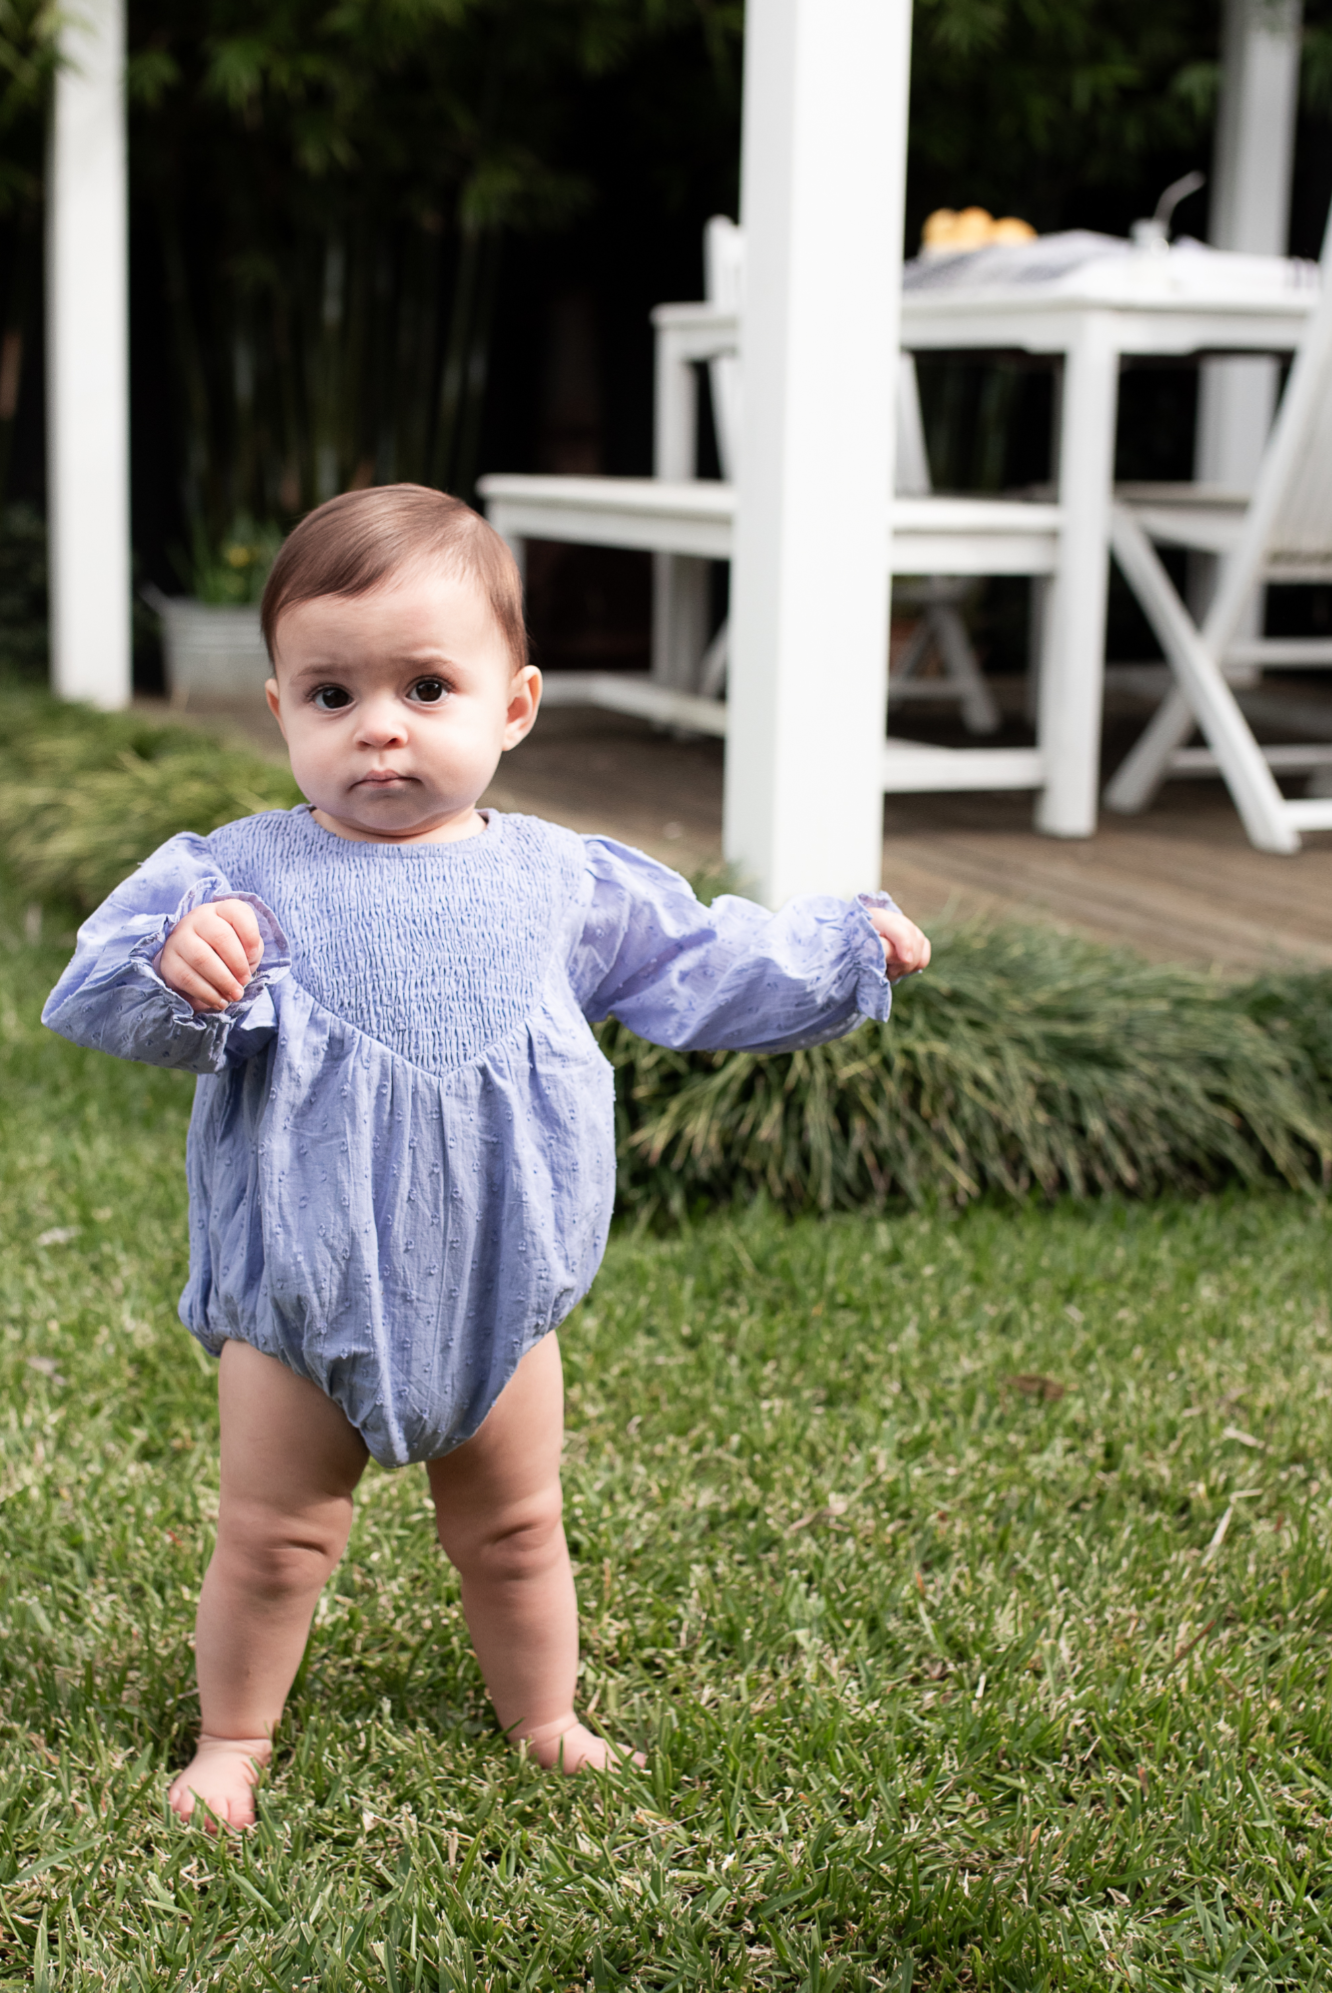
920, 206, 1037, 255
950, 206, 994, 248
921, 207, 960, 248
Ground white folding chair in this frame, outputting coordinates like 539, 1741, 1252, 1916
888, 358, 1001, 734
680, 219, 999, 730
1104, 226, 1332, 852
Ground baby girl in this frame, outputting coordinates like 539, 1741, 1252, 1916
44, 484, 930, 1829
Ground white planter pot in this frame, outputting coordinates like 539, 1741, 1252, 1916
145, 587, 271, 706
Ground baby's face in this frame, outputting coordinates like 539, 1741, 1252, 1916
266, 566, 539, 843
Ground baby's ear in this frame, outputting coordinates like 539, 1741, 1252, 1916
264, 678, 285, 733
503, 665, 542, 747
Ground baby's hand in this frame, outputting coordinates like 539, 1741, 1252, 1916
867, 905, 931, 983
157, 900, 264, 1014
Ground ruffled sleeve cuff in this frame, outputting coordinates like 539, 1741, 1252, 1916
850, 891, 900, 1023
132, 887, 291, 1066
43, 855, 291, 1073
141, 884, 290, 1021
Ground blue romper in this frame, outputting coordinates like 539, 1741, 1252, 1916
43, 806, 896, 1467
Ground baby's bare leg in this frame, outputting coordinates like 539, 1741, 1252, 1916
169, 1340, 368, 1828
428, 1333, 641, 1772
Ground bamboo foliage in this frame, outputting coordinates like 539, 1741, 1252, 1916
0, 2, 54, 509
121, 0, 734, 554
5, 0, 1319, 544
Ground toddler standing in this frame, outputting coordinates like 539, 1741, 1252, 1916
44, 485, 930, 1828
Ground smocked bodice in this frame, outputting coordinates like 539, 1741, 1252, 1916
209, 809, 585, 1078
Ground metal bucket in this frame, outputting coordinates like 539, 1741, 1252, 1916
145, 587, 271, 707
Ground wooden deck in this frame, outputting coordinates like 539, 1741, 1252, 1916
157, 693, 1332, 973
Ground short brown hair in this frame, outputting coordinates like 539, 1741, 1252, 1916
261, 484, 527, 672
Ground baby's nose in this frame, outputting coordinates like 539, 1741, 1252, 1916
358, 698, 409, 745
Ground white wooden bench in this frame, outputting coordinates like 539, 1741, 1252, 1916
478, 218, 1064, 799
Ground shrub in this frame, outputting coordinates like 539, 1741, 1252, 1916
604, 931, 1332, 1216
0, 690, 299, 909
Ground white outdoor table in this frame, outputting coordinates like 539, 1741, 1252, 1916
651, 235, 1320, 837
898, 234, 1320, 835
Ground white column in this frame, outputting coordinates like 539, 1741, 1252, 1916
723, 0, 910, 904
46, 0, 131, 708
1195, 0, 1301, 492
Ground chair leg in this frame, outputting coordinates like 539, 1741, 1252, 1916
889, 616, 934, 685
1108, 508, 1300, 854
928, 605, 1001, 734
698, 620, 729, 701
652, 554, 709, 690
1024, 578, 1047, 729
1103, 686, 1195, 814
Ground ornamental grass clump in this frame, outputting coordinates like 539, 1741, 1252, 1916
0, 690, 299, 910
603, 928, 1332, 1216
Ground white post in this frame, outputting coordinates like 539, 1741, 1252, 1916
46, 0, 132, 708
723, 0, 910, 904
1195, 0, 1302, 493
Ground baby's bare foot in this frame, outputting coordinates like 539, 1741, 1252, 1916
518, 1716, 646, 1773
167, 1734, 271, 1831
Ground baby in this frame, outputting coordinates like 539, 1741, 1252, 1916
44, 484, 930, 1829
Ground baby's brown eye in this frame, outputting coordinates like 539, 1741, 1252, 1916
313, 685, 352, 711
411, 677, 448, 705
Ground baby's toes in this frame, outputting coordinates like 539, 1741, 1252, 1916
167, 1744, 264, 1831
166, 1773, 201, 1823
219, 1790, 258, 1832
549, 1724, 644, 1774
583, 1735, 648, 1773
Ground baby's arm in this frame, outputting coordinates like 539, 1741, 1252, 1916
43, 833, 288, 1072
158, 900, 265, 1014
569, 838, 926, 1054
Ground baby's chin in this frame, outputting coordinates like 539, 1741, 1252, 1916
310, 794, 487, 845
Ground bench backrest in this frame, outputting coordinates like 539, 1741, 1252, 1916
699, 215, 933, 496
703, 216, 744, 479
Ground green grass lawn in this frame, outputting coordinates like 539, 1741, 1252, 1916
2, 900, 1332, 1990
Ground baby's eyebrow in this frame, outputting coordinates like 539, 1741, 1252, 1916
281, 647, 469, 688
284, 658, 354, 682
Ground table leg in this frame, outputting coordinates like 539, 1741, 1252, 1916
651, 552, 710, 688
1035, 314, 1118, 838
651, 325, 707, 688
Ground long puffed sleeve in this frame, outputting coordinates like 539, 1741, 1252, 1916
567, 837, 896, 1053
42, 831, 290, 1073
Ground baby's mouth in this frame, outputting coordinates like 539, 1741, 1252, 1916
356, 769, 413, 788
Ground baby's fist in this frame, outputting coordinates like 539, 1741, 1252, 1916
867, 905, 931, 983
157, 899, 264, 1014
